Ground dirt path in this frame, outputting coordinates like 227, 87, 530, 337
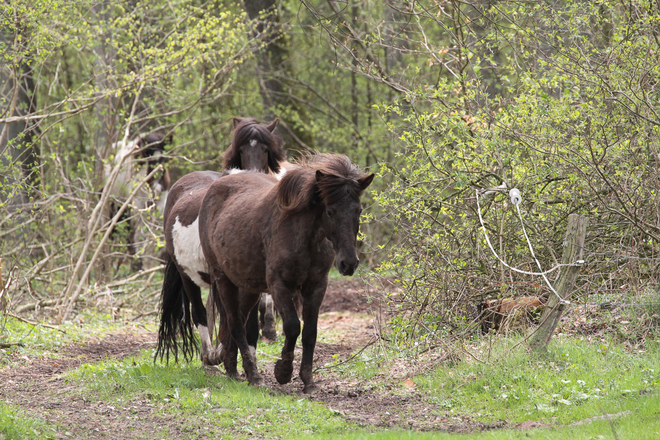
1, 278, 499, 438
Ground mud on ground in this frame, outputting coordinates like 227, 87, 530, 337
1, 277, 504, 439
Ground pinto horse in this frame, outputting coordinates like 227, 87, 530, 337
198, 154, 374, 392
155, 118, 285, 364
103, 132, 172, 270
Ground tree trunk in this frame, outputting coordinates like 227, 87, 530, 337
0, 32, 39, 206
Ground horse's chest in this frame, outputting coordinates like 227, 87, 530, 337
172, 216, 210, 288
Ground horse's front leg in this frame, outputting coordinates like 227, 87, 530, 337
298, 278, 327, 393
272, 284, 301, 385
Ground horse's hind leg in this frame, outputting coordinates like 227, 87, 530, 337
215, 276, 263, 386
180, 274, 221, 365
246, 300, 260, 354
259, 293, 277, 341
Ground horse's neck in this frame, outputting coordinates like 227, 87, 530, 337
273, 204, 326, 247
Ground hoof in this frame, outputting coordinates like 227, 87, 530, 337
203, 365, 221, 375
303, 383, 319, 394
274, 359, 293, 385
261, 329, 277, 341
205, 345, 224, 366
248, 377, 265, 388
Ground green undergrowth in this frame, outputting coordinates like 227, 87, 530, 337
306, 407, 660, 440
0, 401, 58, 440
4, 309, 660, 439
415, 336, 660, 425
297, 336, 660, 440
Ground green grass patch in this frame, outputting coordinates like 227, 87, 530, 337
67, 349, 353, 439
0, 311, 156, 368
414, 337, 660, 425
0, 401, 57, 440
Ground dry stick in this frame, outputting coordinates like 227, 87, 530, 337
116, 269, 158, 309
60, 164, 163, 322
105, 265, 163, 289
0, 257, 6, 318
15, 299, 58, 314
7, 312, 66, 334
58, 84, 145, 318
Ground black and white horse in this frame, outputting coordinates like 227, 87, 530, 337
102, 132, 172, 270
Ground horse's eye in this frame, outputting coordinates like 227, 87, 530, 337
327, 208, 335, 218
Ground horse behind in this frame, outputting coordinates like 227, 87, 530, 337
155, 118, 285, 365
198, 154, 374, 392
103, 132, 171, 270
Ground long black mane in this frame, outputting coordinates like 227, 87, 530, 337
222, 118, 286, 172
276, 154, 368, 214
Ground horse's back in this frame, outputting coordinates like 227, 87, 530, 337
164, 171, 224, 226
206, 172, 277, 214
198, 172, 278, 292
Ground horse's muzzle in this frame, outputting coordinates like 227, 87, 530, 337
337, 257, 359, 276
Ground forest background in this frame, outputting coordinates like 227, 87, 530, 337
1, 0, 660, 345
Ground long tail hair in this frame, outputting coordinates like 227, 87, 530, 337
155, 258, 196, 363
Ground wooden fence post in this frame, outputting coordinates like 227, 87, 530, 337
529, 214, 588, 353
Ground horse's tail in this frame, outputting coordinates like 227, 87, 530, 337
155, 257, 196, 363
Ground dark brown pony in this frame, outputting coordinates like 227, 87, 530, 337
155, 118, 285, 364
198, 154, 374, 392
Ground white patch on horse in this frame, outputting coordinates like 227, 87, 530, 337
249, 139, 257, 147
228, 168, 247, 175
274, 167, 287, 181
249, 346, 257, 360
103, 138, 157, 210
172, 216, 210, 288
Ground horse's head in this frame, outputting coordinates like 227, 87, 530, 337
137, 132, 172, 193
277, 154, 375, 276
223, 117, 286, 174
315, 165, 374, 276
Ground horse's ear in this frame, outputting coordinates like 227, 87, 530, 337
266, 118, 279, 132
316, 170, 325, 182
166, 133, 173, 146
358, 173, 375, 190
233, 117, 244, 128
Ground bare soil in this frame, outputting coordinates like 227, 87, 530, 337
1, 277, 505, 439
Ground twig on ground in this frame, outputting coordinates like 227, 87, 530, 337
0, 342, 25, 348
314, 336, 379, 372
6, 312, 67, 334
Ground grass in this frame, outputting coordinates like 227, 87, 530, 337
415, 336, 660, 425
0, 402, 58, 440
2, 309, 660, 439
0, 310, 156, 368
67, 350, 351, 439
